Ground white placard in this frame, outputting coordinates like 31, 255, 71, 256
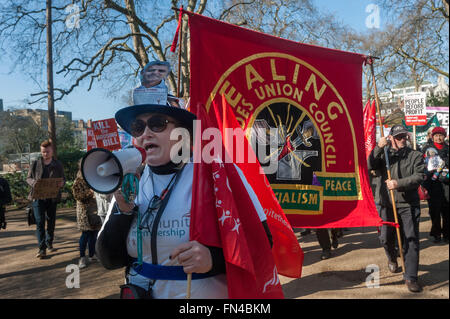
404, 92, 427, 126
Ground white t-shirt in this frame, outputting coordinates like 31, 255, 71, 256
103, 162, 266, 299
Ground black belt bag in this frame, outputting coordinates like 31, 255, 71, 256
120, 283, 153, 299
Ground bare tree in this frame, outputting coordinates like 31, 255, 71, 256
376, 0, 449, 79
6, 0, 444, 116
0, 1, 208, 103
1, 0, 359, 105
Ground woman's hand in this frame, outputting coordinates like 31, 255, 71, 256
113, 189, 135, 213
170, 240, 212, 274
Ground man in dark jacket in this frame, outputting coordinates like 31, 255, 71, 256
0, 177, 12, 229
421, 126, 449, 244
26, 140, 65, 259
368, 125, 425, 293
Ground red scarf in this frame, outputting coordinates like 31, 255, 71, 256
434, 142, 444, 150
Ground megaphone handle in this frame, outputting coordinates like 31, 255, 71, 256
122, 173, 139, 203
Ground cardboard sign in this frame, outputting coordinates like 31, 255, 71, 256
92, 118, 121, 151
31, 178, 63, 200
404, 92, 427, 126
86, 127, 97, 151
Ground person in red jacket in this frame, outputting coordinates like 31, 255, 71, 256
422, 126, 449, 244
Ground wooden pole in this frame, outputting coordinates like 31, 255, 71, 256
186, 273, 192, 299
413, 125, 417, 150
369, 59, 406, 274
174, 6, 192, 298
46, 0, 57, 157
177, 6, 183, 98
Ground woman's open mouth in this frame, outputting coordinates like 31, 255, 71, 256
144, 143, 158, 151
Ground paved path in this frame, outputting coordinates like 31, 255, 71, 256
0, 204, 448, 299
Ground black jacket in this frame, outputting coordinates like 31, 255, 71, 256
368, 145, 425, 208
0, 178, 12, 207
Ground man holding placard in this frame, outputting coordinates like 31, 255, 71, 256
27, 140, 65, 259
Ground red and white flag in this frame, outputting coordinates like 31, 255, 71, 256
189, 96, 301, 298
363, 100, 376, 159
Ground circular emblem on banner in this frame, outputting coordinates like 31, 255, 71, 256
206, 53, 362, 213
251, 100, 321, 185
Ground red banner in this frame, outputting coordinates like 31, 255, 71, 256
188, 13, 381, 230
92, 118, 121, 151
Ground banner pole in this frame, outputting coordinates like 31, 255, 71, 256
413, 125, 417, 150
369, 58, 406, 274
177, 6, 183, 98
175, 6, 192, 298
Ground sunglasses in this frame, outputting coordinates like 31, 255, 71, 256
394, 134, 408, 140
139, 195, 162, 231
130, 115, 176, 137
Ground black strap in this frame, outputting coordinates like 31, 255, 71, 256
150, 165, 186, 265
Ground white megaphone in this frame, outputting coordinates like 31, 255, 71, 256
81, 146, 146, 194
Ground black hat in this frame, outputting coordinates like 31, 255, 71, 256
389, 125, 408, 137
115, 99, 196, 135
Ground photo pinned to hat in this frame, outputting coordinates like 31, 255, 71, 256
133, 85, 168, 105
116, 59, 195, 136
132, 60, 171, 106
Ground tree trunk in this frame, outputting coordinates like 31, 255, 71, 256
124, 0, 148, 67
180, 13, 190, 98
46, 0, 57, 157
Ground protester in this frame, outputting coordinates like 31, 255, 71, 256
315, 228, 341, 260
368, 125, 425, 293
0, 177, 12, 230
26, 140, 65, 259
94, 192, 112, 224
422, 126, 449, 244
95, 95, 273, 299
72, 167, 101, 268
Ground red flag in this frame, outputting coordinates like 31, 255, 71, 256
190, 92, 299, 298
363, 100, 376, 159
363, 100, 370, 128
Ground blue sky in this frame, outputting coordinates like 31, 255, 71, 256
0, 0, 379, 122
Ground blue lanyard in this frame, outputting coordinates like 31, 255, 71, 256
121, 173, 139, 203
136, 208, 143, 265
